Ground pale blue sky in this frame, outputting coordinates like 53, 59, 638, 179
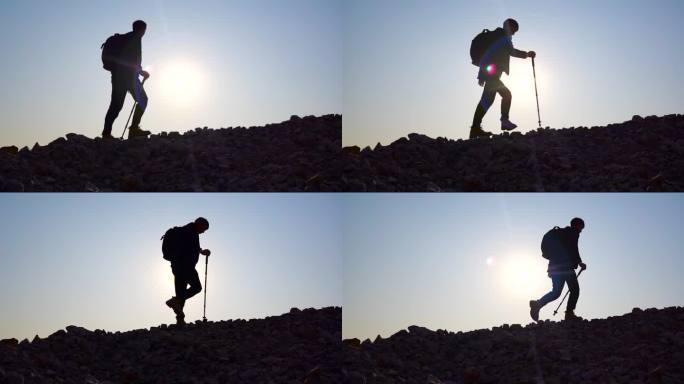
0, 194, 341, 340
0, 0, 341, 147
342, 194, 684, 340
343, 0, 684, 146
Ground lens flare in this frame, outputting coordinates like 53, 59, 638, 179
485, 64, 497, 75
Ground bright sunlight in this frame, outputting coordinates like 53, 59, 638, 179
155, 60, 207, 107
494, 252, 547, 299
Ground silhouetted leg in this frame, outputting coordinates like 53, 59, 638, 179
496, 82, 512, 120
537, 274, 565, 308
129, 78, 148, 127
472, 82, 497, 128
183, 268, 203, 300
565, 272, 580, 311
173, 267, 189, 306
103, 75, 127, 135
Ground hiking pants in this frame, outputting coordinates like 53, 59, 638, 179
537, 271, 579, 311
472, 73, 511, 128
171, 265, 202, 305
103, 71, 148, 135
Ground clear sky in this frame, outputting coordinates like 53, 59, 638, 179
343, 0, 684, 147
0, 0, 341, 148
342, 193, 684, 340
0, 194, 341, 341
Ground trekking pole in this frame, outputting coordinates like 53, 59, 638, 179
531, 57, 542, 129
553, 268, 584, 316
202, 253, 209, 323
120, 77, 147, 139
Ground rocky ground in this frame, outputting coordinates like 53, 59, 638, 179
342, 306, 684, 384
0, 115, 341, 192
0, 307, 342, 384
2, 114, 683, 191
335, 114, 684, 191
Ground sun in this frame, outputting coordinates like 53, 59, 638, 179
495, 253, 547, 299
156, 60, 206, 106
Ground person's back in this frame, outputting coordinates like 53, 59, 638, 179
546, 226, 581, 274
114, 31, 143, 74
171, 222, 201, 269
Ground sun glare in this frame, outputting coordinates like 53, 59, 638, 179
495, 253, 547, 299
157, 60, 206, 106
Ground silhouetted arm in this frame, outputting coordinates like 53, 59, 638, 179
569, 231, 582, 266
511, 48, 528, 59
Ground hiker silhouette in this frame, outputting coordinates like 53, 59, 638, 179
469, 18, 536, 139
102, 20, 151, 140
530, 217, 587, 322
162, 217, 211, 325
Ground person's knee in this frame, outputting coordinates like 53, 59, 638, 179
191, 282, 202, 294
108, 98, 125, 113
500, 88, 511, 101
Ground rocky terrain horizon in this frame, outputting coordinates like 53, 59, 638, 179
0, 307, 341, 384
0, 115, 341, 192
342, 306, 684, 383
336, 114, 684, 192
1, 113, 683, 191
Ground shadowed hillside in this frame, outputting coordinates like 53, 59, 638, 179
342, 306, 684, 383
335, 114, 684, 192
0, 115, 340, 192
0, 307, 341, 384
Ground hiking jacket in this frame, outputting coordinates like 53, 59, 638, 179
478, 28, 527, 79
114, 31, 143, 74
547, 226, 583, 274
170, 222, 201, 269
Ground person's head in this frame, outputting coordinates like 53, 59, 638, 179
194, 217, 209, 234
503, 18, 519, 36
570, 217, 585, 233
133, 20, 147, 37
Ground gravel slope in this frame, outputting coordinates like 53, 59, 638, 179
0, 307, 341, 384
342, 306, 684, 383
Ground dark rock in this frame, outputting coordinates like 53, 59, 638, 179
339, 114, 684, 191
0, 145, 19, 155
0, 115, 341, 192
344, 306, 684, 383
0, 338, 18, 347
1, 307, 342, 384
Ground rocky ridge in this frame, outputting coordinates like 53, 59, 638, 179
342, 306, 684, 384
2, 114, 683, 191
0, 307, 341, 384
336, 114, 684, 191
0, 115, 341, 192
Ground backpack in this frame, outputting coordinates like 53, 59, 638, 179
161, 226, 184, 262
100, 33, 127, 71
541, 226, 564, 261
469, 29, 500, 66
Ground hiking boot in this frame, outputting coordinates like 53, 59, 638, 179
565, 310, 582, 321
529, 300, 541, 322
101, 132, 116, 140
127, 125, 151, 139
500, 118, 518, 131
176, 313, 186, 326
469, 126, 493, 139
165, 297, 183, 315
